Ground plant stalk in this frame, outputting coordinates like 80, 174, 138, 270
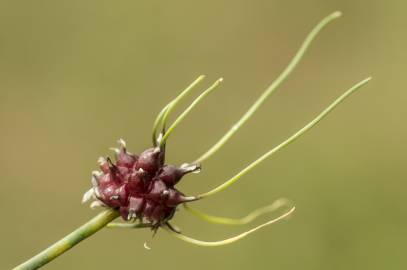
13, 209, 119, 270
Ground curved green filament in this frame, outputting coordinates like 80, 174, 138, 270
164, 206, 295, 247
198, 77, 371, 198
183, 198, 291, 225
159, 78, 223, 147
194, 11, 342, 164
152, 75, 206, 146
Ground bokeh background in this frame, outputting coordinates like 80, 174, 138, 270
1, 1, 405, 269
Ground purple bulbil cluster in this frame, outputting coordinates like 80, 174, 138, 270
83, 140, 200, 227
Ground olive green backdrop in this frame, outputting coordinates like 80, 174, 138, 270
1, 1, 405, 269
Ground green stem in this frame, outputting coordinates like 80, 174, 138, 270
152, 75, 205, 146
159, 78, 223, 147
198, 77, 371, 198
13, 209, 119, 270
194, 11, 342, 164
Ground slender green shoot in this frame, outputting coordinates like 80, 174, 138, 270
164, 206, 295, 247
183, 198, 291, 225
198, 77, 371, 198
13, 209, 119, 270
159, 78, 223, 147
152, 104, 170, 146
194, 11, 342, 164
152, 75, 206, 146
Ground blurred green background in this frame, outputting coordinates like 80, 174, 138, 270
1, 0, 405, 269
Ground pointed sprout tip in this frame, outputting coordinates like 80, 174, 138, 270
193, 11, 344, 164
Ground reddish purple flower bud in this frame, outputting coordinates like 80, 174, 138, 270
143, 200, 155, 219
135, 147, 163, 175
116, 184, 129, 205
150, 205, 165, 222
158, 163, 201, 186
119, 206, 130, 220
126, 171, 145, 193
98, 182, 122, 207
147, 180, 168, 201
165, 189, 197, 207
84, 139, 200, 225
116, 149, 138, 168
98, 158, 111, 174
98, 173, 113, 187
129, 196, 144, 214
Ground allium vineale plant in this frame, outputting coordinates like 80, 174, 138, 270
13, 11, 370, 269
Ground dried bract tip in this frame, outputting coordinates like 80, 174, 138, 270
92, 170, 102, 178
82, 188, 95, 204
109, 147, 120, 154
90, 200, 106, 209
91, 176, 99, 187
118, 138, 127, 149
156, 133, 163, 145
97, 157, 106, 165
143, 242, 151, 250
180, 163, 201, 174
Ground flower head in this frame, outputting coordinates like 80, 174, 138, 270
82, 11, 370, 247
83, 141, 200, 228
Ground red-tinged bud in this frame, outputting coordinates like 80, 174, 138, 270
126, 172, 145, 193
135, 147, 163, 175
129, 196, 145, 214
151, 205, 165, 223
143, 201, 155, 219
98, 157, 110, 174
157, 165, 182, 185
147, 180, 167, 201
119, 206, 130, 220
117, 166, 129, 176
158, 163, 201, 186
116, 150, 138, 168
99, 183, 121, 207
83, 140, 200, 225
116, 184, 129, 205
165, 189, 197, 207
97, 173, 112, 187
